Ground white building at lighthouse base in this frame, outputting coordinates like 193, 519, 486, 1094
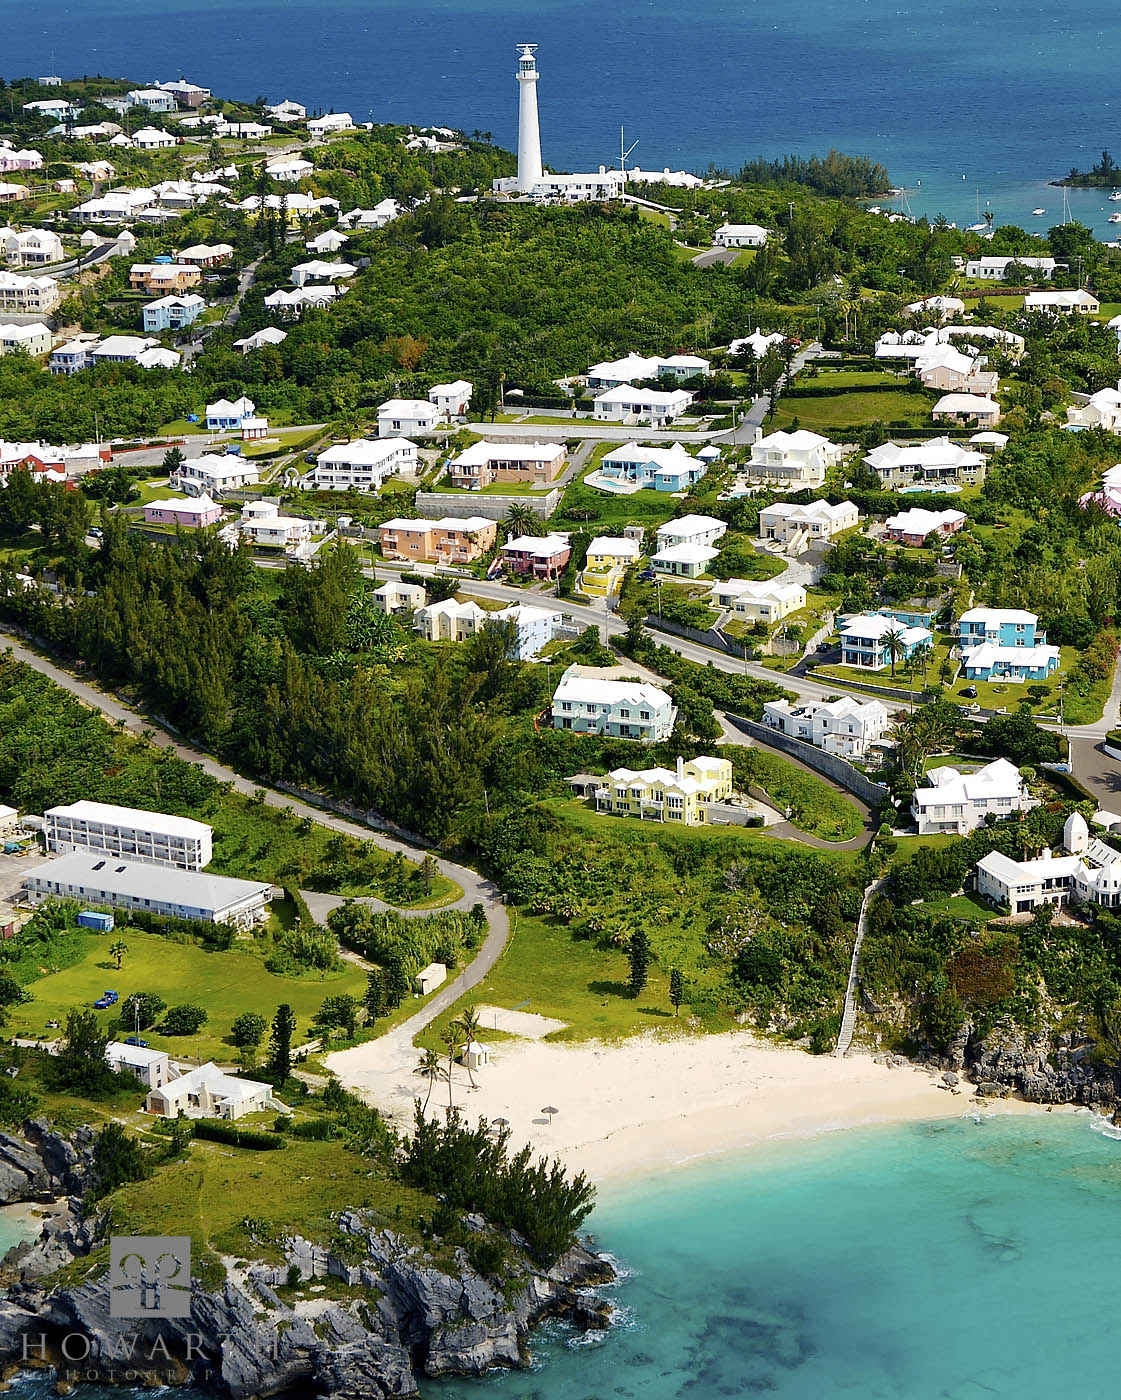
493, 166, 626, 202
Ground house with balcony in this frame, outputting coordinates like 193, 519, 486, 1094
761, 695, 890, 759
742, 429, 844, 489
308, 437, 418, 491
175, 242, 234, 268
551, 665, 677, 742
956, 607, 1044, 651
864, 438, 986, 490
975, 814, 1121, 913
446, 439, 566, 489
129, 262, 201, 295
579, 536, 641, 597
307, 113, 354, 138
237, 500, 318, 550
957, 606, 1059, 684
585, 348, 712, 387
0, 271, 60, 315
758, 499, 858, 550
44, 800, 212, 870
882, 507, 966, 545
501, 533, 571, 579
590, 755, 734, 824
595, 442, 706, 494
912, 758, 1033, 835
142, 293, 205, 332
838, 613, 933, 670
711, 578, 806, 623
1, 228, 63, 266
172, 454, 260, 495
913, 344, 998, 396
377, 398, 443, 438
378, 516, 497, 565
592, 384, 693, 426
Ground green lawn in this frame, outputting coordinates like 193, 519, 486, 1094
1092, 302, 1121, 323
770, 390, 935, 434
553, 452, 680, 530
636, 208, 671, 228
7, 928, 369, 1062
916, 892, 996, 922
800, 369, 904, 390
959, 293, 1025, 312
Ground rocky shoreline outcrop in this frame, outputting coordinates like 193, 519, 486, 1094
0, 1124, 617, 1398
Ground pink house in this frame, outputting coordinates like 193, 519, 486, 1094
1080, 486, 1121, 517
143, 495, 222, 528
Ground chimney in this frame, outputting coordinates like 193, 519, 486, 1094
1041, 848, 1051, 860
676, 755, 684, 782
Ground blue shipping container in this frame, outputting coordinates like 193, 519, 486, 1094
77, 910, 114, 932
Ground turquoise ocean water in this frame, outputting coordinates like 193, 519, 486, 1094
6, 0, 1121, 235
7, 1113, 1121, 1397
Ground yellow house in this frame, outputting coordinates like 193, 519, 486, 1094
594, 755, 733, 825
579, 535, 641, 598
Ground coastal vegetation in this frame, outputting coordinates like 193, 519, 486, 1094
1058, 150, 1121, 187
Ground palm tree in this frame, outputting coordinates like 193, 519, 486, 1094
415, 1048, 444, 1114
441, 1024, 459, 1114
455, 1006, 483, 1089
504, 502, 541, 539
884, 629, 906, 679
913, 642, 933, 682
109, 940, 128, 970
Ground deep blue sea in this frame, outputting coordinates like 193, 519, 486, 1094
6, 0, 1121, 235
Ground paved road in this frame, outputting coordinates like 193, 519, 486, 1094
463, 420, 725, 444
717, 341, 825, 446
1057, 650, 1121, 807
691, 246, 739, 268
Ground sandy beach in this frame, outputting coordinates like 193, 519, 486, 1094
331, 1028, 1046, 1186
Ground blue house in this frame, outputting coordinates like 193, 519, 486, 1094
598, 442, 707, 494
204, 395, 257, 431
838, 613, 933, 671
142, 294, 205, 333
960, 643, 1060, 682
956, 607, 1046, 651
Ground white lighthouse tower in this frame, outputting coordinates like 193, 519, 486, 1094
514, 44, 543, 193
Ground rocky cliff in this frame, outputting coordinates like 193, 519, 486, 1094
0, 1125, 617, 1398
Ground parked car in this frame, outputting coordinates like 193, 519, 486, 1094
93, 989, 119, 1009
637, 568, 656, 581
123, 1036, 149, 1048
959, 685, 978, 699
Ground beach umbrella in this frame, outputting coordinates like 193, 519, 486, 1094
542, 1106, 559, 1123
491, 1117, 509, 1129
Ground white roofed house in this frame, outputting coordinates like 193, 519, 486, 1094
305, 229, 349, 254
551, 664, 677, 742
758, 499, 859, 551
146, 1062, 275, 1120
1067, 384, 1121, 433
0, 184, 30, 206
377, 398, 443, 437
428, 380, 473, 417
308, 437, 418, 491
912, 758, 1034, 836
591, 755, 734, 825
656, 514, 727, 550
874, 329, 940, 363
585, 352, 711, 389
205, 396, 256, 431
106, 1042, 170, 1090
729, 328, 785, 359
913, 344, 997, 396
0, 228, 63, 267
714, 223, 770, 248
0, 271, 60, 316
175, 242, 234, 268
266, 156, 315, 183
417, 598, 562, 659
743, 429, 844, 489
266, 99, 308, 121
932, 393, 1001, 428
233, 326, 288, 354
762, 695, 890, 759
903, 295, 965, 321
307, 112, 354, 138
172, 452, 260, 496
975, 813, 1121, 914
132, 127, 178, 151
711, 577, 806, 623
1024, 289, 1099, 315
447, 439, 566, 490
338, 199, 401, 230
290, 258, 357, 287
592, 384, 693, 426
882, 507, 966, 545
373, 578, 427, 615
238, 500, 318, 550
965, 255, 1057, 281
838, 613, 933, 671
651, 541, 719, 578
0, 322, 53, 357
863, 438, 987, 490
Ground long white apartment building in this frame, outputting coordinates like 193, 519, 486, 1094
306, 437, 418, 491
761, 696, 890, 759
911, 758, 1033, 836
44, 800, 213, 870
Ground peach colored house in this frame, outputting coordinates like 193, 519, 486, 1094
379, 515, 497, 564
143, 495, 222, 528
